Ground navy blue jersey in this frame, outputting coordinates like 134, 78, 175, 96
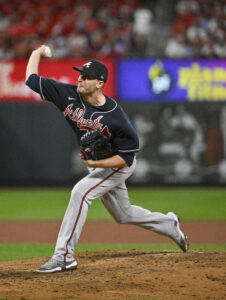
26, 74, 139, 166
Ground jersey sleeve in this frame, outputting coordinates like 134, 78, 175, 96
26, 74, 71, 111
118, 152, 135, 167
25, 73, 41, 93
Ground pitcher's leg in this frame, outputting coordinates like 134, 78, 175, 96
52, 182, 90, 262
101, 183, 175, 237
52, 186, 90, 262
53, 167, 131, 262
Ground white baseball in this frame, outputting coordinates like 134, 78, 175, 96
44, 46, 52, 57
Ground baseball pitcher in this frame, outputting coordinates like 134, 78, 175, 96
25, 45, 188, 273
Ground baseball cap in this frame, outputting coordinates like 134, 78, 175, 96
72, 59, 108, 82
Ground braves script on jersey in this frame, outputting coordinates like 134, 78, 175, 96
26, 74, 139, 166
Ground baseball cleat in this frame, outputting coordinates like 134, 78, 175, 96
36, 258, 77, 273
167, 212, 189, 252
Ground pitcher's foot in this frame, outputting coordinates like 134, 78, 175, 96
167, 212, 189, 252
36, 258, 77, 273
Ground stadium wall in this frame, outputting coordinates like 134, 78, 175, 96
1, 58, 226, 186
0, 101, 226, 186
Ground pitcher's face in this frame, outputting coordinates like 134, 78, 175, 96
77, 73, 100, 95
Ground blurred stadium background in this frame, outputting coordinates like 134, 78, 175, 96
0, 0, 226, 187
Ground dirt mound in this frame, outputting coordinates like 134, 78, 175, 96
0, 250, 225, 300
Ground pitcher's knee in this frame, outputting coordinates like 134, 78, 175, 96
112, 205, 134, 224
71, 183, 93, 205
71, 184, 83, 199
114, 214, 129, 224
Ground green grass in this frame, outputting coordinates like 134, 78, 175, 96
0, 187, 225, 221
0, 188, 69, 220
0, 243, 225, 262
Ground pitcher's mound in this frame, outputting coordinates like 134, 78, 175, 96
0, 250, 225, 300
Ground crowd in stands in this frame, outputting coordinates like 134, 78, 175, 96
165, 0, 226, 58
0, 0, 153, 59
0, 0, 225, 60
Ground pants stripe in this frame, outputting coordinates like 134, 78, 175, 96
64, 168, 120, 261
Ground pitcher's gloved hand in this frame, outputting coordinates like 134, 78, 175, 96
80, 129, 112, 160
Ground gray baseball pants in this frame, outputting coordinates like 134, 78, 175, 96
53, 158, 176, 262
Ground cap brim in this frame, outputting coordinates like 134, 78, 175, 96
72, 67, 93, 78
72, 67, 82, 72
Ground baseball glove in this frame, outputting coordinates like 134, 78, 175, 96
80, 129, 112, 160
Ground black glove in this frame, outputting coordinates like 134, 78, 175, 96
80, 129, 112, 160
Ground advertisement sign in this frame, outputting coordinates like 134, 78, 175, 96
117, 59, 226, 102
0, 59, 116, 101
